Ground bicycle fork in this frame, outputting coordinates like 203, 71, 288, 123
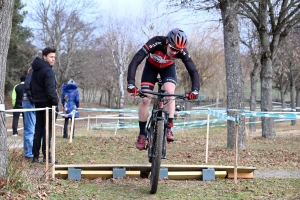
147, 109, 169, 161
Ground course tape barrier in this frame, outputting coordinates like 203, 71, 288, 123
208, 109, 300, 121
208, 109, 236, 121
0, 104, 5, 111
241, 110, 300, 119
81, 107, 208, 115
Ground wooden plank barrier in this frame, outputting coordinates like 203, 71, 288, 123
54, 164, 256, 180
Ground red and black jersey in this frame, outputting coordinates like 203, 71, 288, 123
127, 36, 200, 91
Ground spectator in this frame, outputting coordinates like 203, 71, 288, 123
22, 67, 35, 159
11, 75, 26, 136
61, 79, 80, 139
31, 47, 58, 163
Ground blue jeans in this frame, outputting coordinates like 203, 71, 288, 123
22, 100, 35, 158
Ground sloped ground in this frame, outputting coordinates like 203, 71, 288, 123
3, 114, 300, 199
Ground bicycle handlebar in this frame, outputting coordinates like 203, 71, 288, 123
137, 90, 190, 101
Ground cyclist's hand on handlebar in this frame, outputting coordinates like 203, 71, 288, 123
186, 90, 199, 100
127, 83, 139, 94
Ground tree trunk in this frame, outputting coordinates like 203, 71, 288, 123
290, 73, 296, 125
119, 70, 125, 127
220, 0, 246, 149
0, 0, 14, 178
107, 89, 111, 108
259, 0, 275, 138
249, 62, 260, 133
296, 87, 300, 112
280, 89, 286, 109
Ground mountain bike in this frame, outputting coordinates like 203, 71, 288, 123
137, 78, 189, 194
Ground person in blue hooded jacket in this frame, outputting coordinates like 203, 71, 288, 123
61, 79, 80, 139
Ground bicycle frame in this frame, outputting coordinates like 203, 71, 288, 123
138, 78, 188, 194
146, 79, 169, 161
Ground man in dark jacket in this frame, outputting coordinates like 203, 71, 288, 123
11, 75, 26, 136
31, 47, 59, 163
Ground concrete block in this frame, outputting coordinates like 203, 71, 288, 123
202, 168, 215, 181
159, 168, 168, 179
113, 168, 126, 178
68, 168, 81, 181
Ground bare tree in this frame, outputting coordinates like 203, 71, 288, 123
240, 20, 261, 133
176, 26, 225, 99
139, 2, 173, 40
275, 30, 300, 124
168, 0, 245, 149
102, 15, 137, 111
273, 59, 289, 108
29, 0, 99, 92
0, 0, 14, 178
240, 0, 300, 138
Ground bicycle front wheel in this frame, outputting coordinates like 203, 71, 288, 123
150, 119, 164, 194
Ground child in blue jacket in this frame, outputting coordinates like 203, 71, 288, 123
61, 79, 80, 138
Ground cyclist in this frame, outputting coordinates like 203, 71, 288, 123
127, 28, 200, 150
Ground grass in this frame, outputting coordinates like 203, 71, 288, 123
1, 117, 300, 199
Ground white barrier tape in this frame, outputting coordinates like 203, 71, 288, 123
82, 107, 207, 115
0, 104, 5, 111
82, 108, 139, 113
4, 108, 47, 112
94, 116, 138, 119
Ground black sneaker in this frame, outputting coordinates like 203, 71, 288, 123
32, 157, 39, 163
43, 157, 58, 164
43, 157, 52, 163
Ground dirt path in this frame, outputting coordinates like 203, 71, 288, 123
255, 170, 300, 178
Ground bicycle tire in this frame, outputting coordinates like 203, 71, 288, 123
150, 119, 164, 194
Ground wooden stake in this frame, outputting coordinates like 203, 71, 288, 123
69, 111, 75, 143
234, 120, 239, 184
45, 107, 49, 181
87, 115, 90, 131
51, 106, 56, 179
100, 122, 103, 138
205, 108, 210, 163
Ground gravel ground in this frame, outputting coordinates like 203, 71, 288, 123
255, 169, 300, 179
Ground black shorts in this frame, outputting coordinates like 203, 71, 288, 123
140, 60, 177, 91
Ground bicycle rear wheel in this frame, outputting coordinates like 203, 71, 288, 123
150, 119, 164, 194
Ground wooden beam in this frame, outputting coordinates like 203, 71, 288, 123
227, 172, 254, 179
55, 170, 228, 180
55, 170, 140, 179
55, 164, 256, 174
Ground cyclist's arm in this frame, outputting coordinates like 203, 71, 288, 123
180, 50, 200, 91
127, 36, 165, 85
127, 48, 148, 84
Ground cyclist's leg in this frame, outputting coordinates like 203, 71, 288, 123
136, 62, 157, 149
160, 64, 177, 141
139, 62, 158, 134
163, 82, 176, 118
160, 63, 177, 119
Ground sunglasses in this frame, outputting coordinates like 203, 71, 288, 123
168, 44, 181, 53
